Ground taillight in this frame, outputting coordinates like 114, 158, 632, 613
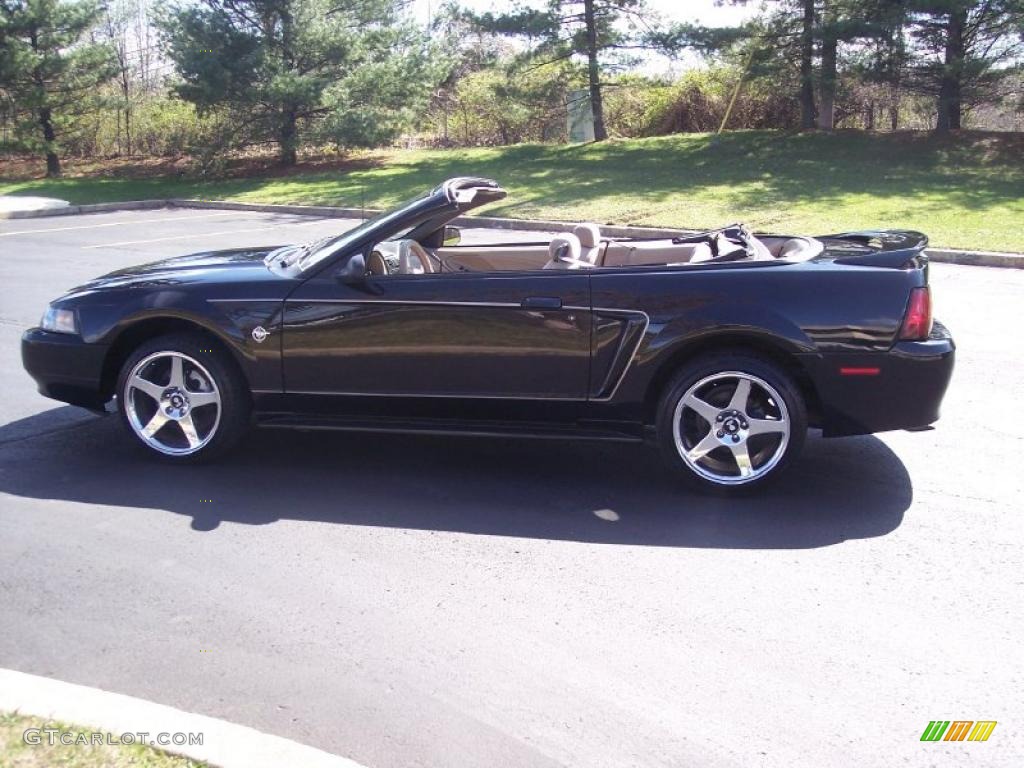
899, 286, 932, 341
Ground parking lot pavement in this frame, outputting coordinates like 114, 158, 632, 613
1, 208, 1022, 767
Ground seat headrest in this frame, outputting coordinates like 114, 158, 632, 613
549, 233, 582, 263
573, 223, 601, 248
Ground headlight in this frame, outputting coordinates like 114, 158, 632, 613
40, 306, 77, 334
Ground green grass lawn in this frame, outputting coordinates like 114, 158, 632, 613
0, 711, 208, 767
2, 130, 1022, 252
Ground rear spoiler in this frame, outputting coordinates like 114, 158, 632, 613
824, 230, 929, 270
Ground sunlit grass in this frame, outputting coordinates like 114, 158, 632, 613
0, 711, 208, 767
2, 130, 1022, 251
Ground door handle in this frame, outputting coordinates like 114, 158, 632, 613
521, 296, 562, 310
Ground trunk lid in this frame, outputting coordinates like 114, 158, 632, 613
814, 230, 929, 271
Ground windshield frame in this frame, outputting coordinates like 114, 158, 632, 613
265, 191, 432, 274
265, 178, 507, 276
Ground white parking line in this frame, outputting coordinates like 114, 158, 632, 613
81, 217, 336, 249
82, 226, 280, 249
0, 211, 241, 237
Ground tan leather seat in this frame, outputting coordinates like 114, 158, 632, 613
543, 233, 591, 270
573, 223, 604, 265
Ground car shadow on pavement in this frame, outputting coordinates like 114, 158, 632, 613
0, 408, 913, 549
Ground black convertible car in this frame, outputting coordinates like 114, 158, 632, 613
22, 177, 954, 491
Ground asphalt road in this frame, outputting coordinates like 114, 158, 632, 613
1, 208, 1021, 767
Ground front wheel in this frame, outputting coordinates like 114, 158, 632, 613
657, 353, 807, 492
116, 333, 250, 461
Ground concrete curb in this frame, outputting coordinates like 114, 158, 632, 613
171, 198, 374, 220
0, 668, 366, 768
925, 247, 1024, 269
0, 199, 167, 219
0, 195, 70, 213
2, 197, 1022, 268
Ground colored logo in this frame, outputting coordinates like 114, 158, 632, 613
921, 721, 997, 742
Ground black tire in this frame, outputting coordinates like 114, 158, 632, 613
115, 332, 250, 462
656, 352, 807, 493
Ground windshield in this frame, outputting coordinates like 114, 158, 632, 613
266, 188, 433, 272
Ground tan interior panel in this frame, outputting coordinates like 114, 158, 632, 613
436, 244, 552, 272
602, 241, 714, 267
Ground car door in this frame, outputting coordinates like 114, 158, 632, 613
282, 253, 592, 400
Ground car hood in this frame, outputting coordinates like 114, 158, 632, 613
62, 246, 285, 297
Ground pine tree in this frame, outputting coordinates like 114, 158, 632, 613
908, 1, 1023, 131
463, 0, 657, 142
0, 0, 116, 176
159, 0, 444, 165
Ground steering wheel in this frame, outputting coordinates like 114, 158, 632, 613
367, 250, 389, 276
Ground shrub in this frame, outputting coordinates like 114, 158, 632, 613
421, 62, 584, 146
634, 67, 799, 136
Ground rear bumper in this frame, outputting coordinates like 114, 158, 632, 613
803, 320, 955, 437
21, 328, 110, 410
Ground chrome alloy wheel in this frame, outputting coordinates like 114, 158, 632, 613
672, 371, 790, 485
124, 351, 221, 456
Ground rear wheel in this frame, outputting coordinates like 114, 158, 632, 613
657, 353, 807, 492
116, 333, 250, 461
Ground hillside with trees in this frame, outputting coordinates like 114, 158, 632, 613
0, 0, 1021, 175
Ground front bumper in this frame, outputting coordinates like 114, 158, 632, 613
803, 320, 955, 437
21, 327, 110, 410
